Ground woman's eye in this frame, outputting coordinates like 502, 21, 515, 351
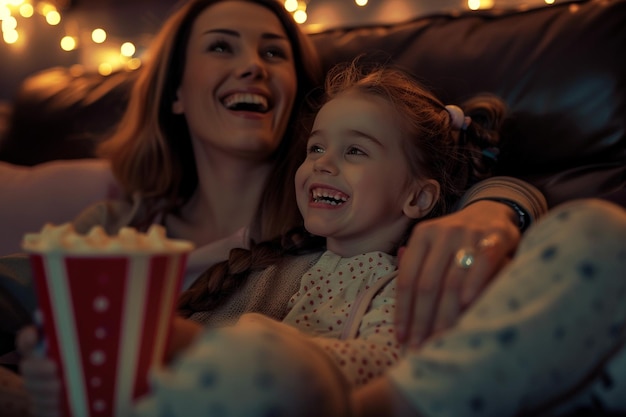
207, 40, 232, 53
263, 47, 288, 60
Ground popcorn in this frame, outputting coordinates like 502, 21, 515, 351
22, 222, 194, 417
22, 223, 194, 254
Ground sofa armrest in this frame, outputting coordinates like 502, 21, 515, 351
0, 159, 120, 255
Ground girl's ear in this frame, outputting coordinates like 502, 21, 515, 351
402, 179, 440, 219
172, 88, 184, 114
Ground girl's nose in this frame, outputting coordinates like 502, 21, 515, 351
313, 153, 338, 175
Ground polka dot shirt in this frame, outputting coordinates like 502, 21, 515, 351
283, 250, 401, 387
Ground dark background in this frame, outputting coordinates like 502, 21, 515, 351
0, 0, 552, 102
0, 0, 177, 101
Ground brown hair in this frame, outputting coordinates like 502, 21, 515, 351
178, 59, 507, 317
97, 0, 322, 239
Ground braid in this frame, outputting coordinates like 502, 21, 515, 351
177, 227, 325, 317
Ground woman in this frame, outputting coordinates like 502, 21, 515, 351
73, 0, 322, 287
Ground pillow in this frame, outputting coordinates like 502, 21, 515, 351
0, 159, 120, 255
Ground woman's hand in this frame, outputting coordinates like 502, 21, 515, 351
16, 326, 61, 417
395, 200, 520, 346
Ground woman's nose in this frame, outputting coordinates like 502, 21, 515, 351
237, 53, 268, 80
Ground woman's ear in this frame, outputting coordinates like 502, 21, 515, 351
402, 179, 440, 219
172, 88, 184, 114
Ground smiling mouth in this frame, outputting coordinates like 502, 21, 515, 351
222, 93, 270, 113
311, 187, 349, 206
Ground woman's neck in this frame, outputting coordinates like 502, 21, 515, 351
170, 151, 273, 246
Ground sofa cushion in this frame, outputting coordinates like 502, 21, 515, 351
0, 159, 120, 255
0, 69, 135, 166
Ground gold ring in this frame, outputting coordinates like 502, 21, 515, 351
454, 247, 475, 269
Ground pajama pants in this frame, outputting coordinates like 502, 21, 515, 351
133, 313, 351, 417
390, 198, 626, 417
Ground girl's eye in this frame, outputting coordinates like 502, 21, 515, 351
207, 40, 232, 53
307, 144, 324, 154
346, 146, 366, 156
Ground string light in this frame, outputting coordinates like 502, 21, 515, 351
293, 9, 307, 23
91, 27, 106, 43
1, 1, 561, 77
19, 3, 33, 17
1, 0, 146, 75
2, 14, 16, 30
2, 28, 17, 43
284, 0, 298, 13
44, 8, 59, 25
1, 0, 353, 76
59, 34, 75, 51
98, 61, 112, 76
126, 57, 141, 70
468, 0, 494, 10
120, 41, 135, 57
292, 1, 307, 23
36, 2, 57, 16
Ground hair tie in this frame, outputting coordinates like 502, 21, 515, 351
482, 146, 500, 162
445, 104, 471, 130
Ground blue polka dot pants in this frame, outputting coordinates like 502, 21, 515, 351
133, 313, 350, 417
389, 199, 626, 417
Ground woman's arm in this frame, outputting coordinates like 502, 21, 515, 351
394, 176, 548, 347
456, 176, 548, 230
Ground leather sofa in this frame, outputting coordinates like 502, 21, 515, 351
0, 0, 624, 210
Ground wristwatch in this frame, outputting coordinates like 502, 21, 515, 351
479, 197, 529, 232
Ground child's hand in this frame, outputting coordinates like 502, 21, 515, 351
16, 326, 62, 417
165, 316, 203, 362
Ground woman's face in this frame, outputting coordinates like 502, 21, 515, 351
173, 1, 297, 163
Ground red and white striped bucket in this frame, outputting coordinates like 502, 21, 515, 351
29, 252, 189, 417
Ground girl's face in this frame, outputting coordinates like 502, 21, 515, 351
295, 91, 418, 257
173, 1, 297, 163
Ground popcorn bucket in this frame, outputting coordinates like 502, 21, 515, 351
23, 224, 194, 417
